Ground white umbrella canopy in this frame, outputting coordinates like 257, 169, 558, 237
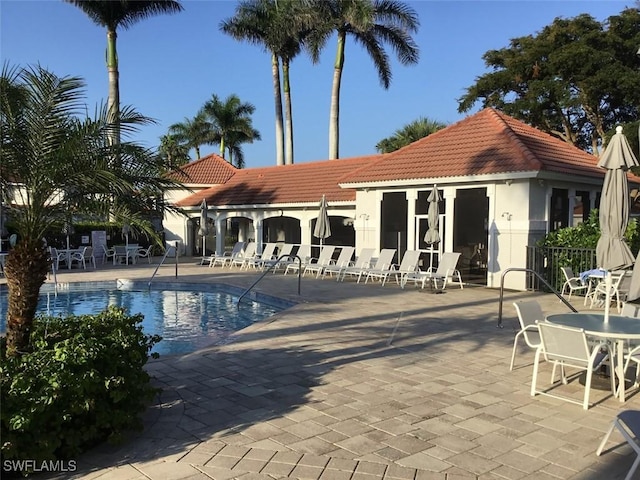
198, 199, 209, 255
596, 126, 638, 272
313, 195, 331, 246
424, 185, 441, 269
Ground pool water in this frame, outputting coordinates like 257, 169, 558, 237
0, 281, 293, 356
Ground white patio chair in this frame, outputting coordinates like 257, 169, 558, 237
589, 270, 627, 312
322, 246, 355, 279
338, 248, 375, 282
101, 245, 116, 265
231, 242, 257, 269
415, 252, 463, 290
283, 244, 312, 275
596, 410, 640, 480
531, 322, 614, 410
210, 241, 245, 268
560, 266, 588, 301
366, 249, 420, 286
357, 248, 396, 284
136, 246, 153, 264
82, 246, 96, 269
69, 247, 87, 269
510, 300, 542, 371
267, 243, 294, 272
302, 245, 337, 278
113, 245, 135, 265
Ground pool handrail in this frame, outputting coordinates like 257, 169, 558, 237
497, 267, 576, 328
237, 254, 301, 307
148, 244, 177, 288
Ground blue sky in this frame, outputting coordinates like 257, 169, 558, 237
1, 0, 632, 167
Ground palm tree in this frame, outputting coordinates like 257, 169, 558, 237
221, 0, 318, 165
375, 117, 447, 153
158, 134, 191, 169
224, 128, 262, 168
202, 94, 261, 166
0, 64, 183, 357
168, 111, 212, 160
65, 0, 183, 144
312, 0, 420, 159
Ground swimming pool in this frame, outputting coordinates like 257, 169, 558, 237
0, 280, 295, 356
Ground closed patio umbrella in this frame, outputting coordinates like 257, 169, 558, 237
313, 195, 331, 246
596, 126, 638, 272
198, 199, 209, 255
424, 185, 441, 270
62, 220, 74, 251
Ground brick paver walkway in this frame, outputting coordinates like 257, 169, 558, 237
5, 258, 638, 480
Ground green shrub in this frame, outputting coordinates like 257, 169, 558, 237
0, 307, 161, 474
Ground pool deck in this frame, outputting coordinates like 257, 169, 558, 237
3, 258, 639, 480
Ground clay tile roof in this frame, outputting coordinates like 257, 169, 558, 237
175, 154, 379, 207
341, 108, 608, 184
167, 153, 237, 185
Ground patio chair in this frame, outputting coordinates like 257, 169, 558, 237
596, 410, 640, 480
510, 300, 543, 371
589, 270, 627, 312
302, 245, 337, 278
357, 248, 396, 284
283, 244, 312, 275
82, 246, 96, 269
338, 248, 375, 282
560, 266, 588, 301
245, 242, 278, 270
322, 246, 355, 279
136, 246, 153, 264
69, 247, 87, 269
365, 249, 420, 286
231, 242, 258, 269
531, 322, 614, 410
415, 252, 463, 290
210, 241, 245, 268
267, 243, 294, 272
101, 245, 116, 265
113, 245, 135, 265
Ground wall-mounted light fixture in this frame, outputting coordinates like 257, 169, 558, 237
505, 179, 513, 186
501, 212, 512, 221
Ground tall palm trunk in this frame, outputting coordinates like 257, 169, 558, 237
282, 59, 294, 165
329, 31, 346, 160
219, 138, 226, 159
106, 27, 120, 149
272, 54, 285, 166
4, 239, 50, 356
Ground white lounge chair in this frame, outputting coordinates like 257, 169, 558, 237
322, 246, 355, 279
338, 248, 375, 282
510, 300, 543, 371
406, 252, 463, 290
210, 241, 245, 268
283, 245, 312, 275
357, 248, 396, 284
231, 242, 257, 269
267, 243, 294, 272
303, 245, 337, 278
245, 242, 278, 270
366, 249, 420, 286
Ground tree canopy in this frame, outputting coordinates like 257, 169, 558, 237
375, 116, 447, 153
458, 7, 640, 154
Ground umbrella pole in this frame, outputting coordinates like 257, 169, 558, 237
202, 236, 206, 257
604, 272, 612, 324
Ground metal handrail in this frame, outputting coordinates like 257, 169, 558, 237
497, 267, 577, 328
237, 254, 301, 307
148, 245, 177, 288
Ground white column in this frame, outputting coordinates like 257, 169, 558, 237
406, 190, 417, 251
443, 188, 456, 253
254, 220, 263, 253
215, 217, 226, 255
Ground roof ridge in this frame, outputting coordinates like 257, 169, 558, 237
486, 109, 544, 170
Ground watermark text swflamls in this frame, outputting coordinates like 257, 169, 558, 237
3, 459, 77, 473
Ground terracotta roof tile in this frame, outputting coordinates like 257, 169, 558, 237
175, 155, 378, 207
167, 153, 237, 185
341, 108, 607, 184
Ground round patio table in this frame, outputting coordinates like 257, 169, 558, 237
546, 313, 640, 403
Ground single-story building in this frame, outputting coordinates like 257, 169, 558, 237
164, 108, 639, 290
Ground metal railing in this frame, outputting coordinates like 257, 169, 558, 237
148, 244, 177, 288
525, 246, 597, 292
237, 254, 301, 307
497, 267, 577, 328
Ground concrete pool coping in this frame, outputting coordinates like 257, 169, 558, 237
2, 258, 638, 479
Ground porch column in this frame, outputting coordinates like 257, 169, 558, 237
301, 215, 312, 246
406, 190, 417, 251
443, 188, 456, 253
215, 217, 226, 255
568, 188, 577, 227
254, 220, 263, 253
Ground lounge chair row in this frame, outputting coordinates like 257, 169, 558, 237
204, 242, 463, 289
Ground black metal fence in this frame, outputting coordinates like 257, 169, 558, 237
525, 246, 598, 292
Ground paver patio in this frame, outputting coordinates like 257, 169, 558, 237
3, 258, 638, 480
